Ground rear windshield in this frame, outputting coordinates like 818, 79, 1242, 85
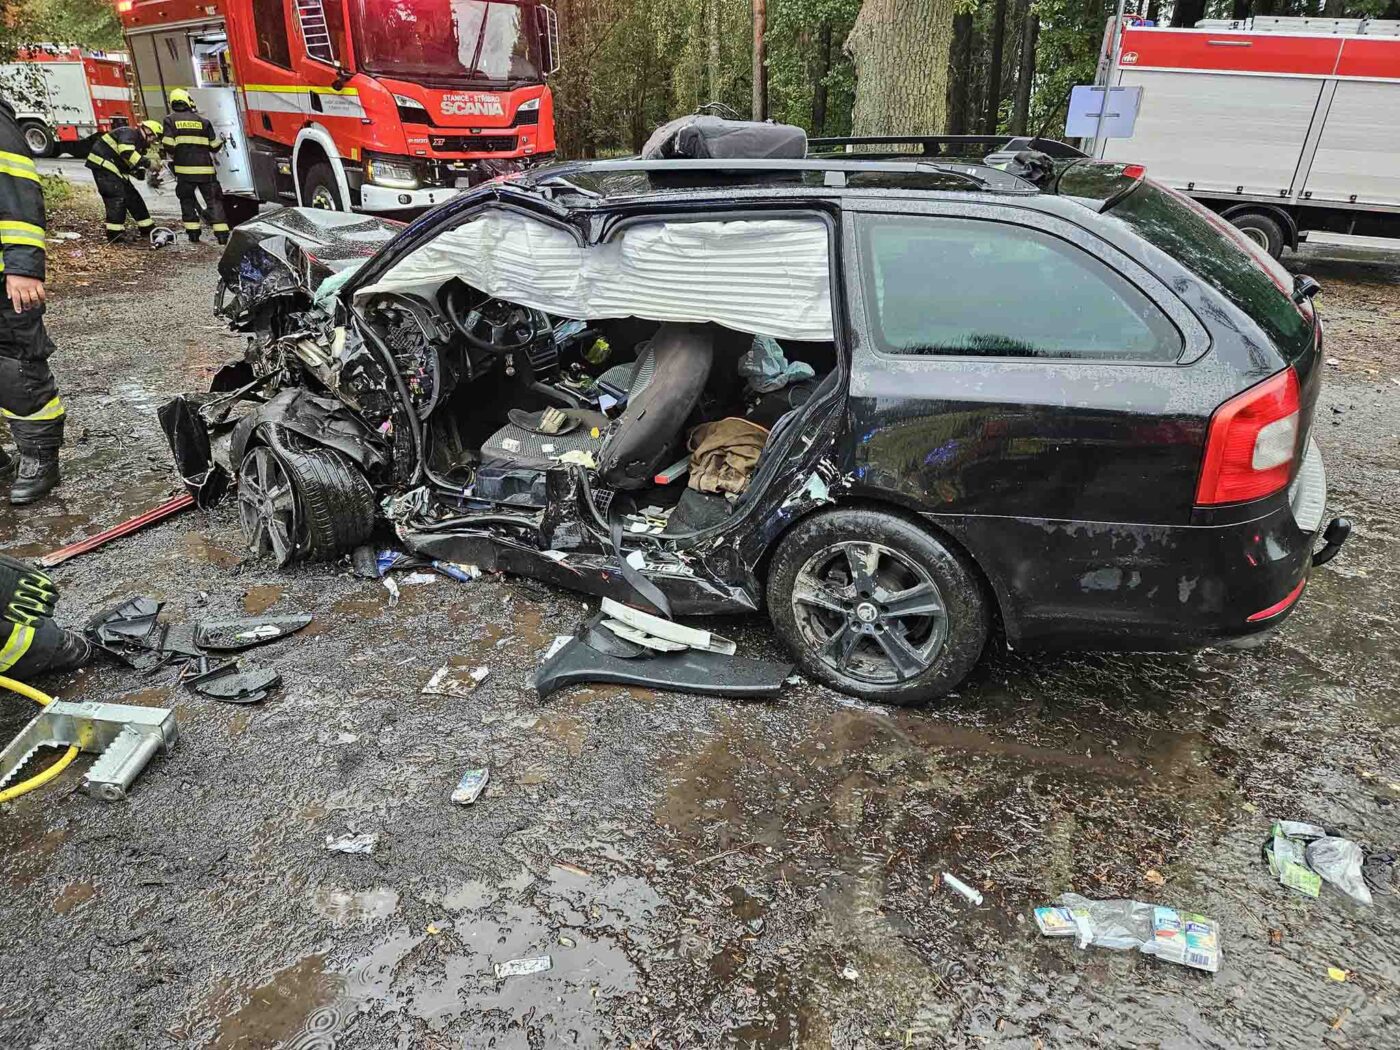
1108, 181, 1313, 359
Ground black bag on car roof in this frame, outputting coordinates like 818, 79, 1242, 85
641, 115, 807, 161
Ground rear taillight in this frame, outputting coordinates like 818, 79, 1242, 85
1195, 369, 1301, 506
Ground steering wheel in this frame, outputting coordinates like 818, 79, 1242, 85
444, 286, 543, 354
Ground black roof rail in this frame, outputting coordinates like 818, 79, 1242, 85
567, 157, 1041, 194
808, 135, 1087, 159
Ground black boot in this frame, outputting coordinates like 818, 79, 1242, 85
0, 446, 14, 481
9, 452, 60, 505
187, 231, 201, 243
47, 629, 93, 674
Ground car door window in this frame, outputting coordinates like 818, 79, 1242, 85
251, 0, 293, 68
859, 214, 1183, 362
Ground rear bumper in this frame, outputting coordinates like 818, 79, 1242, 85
939, 440, 1343, 650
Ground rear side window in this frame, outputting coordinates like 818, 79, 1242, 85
1109, 182, 1312, 359
858, 215, 1183, 362
252, 0, 292, 68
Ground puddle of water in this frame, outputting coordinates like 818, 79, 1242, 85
212, 955, 334, 1050
243, 583, 286, 615
311, 887, 401, 927
185, 531, 244, 568
52, 880, 96, 915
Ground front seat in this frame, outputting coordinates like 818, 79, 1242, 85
596, 322, 713, 490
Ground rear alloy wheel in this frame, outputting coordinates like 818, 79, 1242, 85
237, 429, 376, 566
767, 509, 990, 706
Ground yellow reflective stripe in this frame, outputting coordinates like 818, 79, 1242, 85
0, 160, 40, 183
1, 396, 65, 422
243, 83, 359, 96
104, 222, 125, 231
212, 223, 230, 232
0, 149, 37, 172
167, 135, 216, 146
0, 623, 35, 673
183, 222, 201, 230
174, 165, 216, 175
0, 220, 44, 251
88, 155, 125, 177
135, 219, 154, 228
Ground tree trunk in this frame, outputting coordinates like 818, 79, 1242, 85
1230, 0, 1251, 20
1010, 12, 1038, 135
1170, 0, 1208, 27
984, 0, 1008, 133
946, 11, 974, 136
708, 0, 721, 103
752, 0, 768, 121
846, 0, 958, 135
812, 22, 833, 135
1322, 0, 1345, 14
1146, 0, 1161, 22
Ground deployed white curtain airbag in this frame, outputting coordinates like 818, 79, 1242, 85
363, 210, 835, 342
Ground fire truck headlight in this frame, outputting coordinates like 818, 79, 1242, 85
392, 94, 432, 123
516, 97, 541, 112
366, 155, 420, 190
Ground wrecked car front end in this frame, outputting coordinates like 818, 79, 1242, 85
174, 186, 850, 617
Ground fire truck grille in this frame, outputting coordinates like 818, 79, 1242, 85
429, 135, 517, 154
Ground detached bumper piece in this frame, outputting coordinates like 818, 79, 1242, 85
0, 698, 178, 801
535, 614, 791, 701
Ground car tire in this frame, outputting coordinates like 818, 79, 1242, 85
766, 508, 991, 706
20, 121, 55, 159
1229, 211, 1286, 259
302, 162, 344, 211
238, 426, 376, 565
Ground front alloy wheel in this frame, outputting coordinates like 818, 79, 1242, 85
238, 446, 299, 566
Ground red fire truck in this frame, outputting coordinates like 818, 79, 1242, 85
1098, 16, 1400, 256
116, 0, 559, 222
0, 46, 137, 157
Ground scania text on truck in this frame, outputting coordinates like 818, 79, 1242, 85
1098, 15, 1400, 256
0, 45, 136, 157
116, 0, 559, 221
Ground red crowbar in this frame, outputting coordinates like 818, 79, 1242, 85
39, 492, 196, 568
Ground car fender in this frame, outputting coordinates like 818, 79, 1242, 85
293, 124, 354, 209
230, 388, 390, 475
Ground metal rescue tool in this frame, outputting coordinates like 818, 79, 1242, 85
0, 699, 178, 801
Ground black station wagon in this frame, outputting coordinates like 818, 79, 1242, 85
177, 131, 1350, 705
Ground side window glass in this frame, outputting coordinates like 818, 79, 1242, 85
859, 215, 1183, 362
252, 0, 293, 68
299, 0, 346, 66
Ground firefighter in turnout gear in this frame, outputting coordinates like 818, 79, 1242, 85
0, 554, 91, 682
162, 89, 229, 244
0, 94, 67, 505
85, 121, 156, 243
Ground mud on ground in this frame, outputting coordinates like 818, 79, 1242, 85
0, 232, 1396, 1049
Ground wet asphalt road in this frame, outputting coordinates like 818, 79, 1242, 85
0, 223, 1396, 1049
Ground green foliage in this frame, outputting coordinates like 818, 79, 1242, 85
39, 171, 70, 207
0, 0, 123, 60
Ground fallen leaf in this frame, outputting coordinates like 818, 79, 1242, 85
426, 923, 441, 935
1143, 869, 1166, 888
1332, 1007, 1350, 1031
1241, 801, 1258, 813
1327, 966, 1348, 982
1268, 929, 1283, 948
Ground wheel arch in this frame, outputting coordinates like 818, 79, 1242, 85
757, 494, 1012, 641
292, 125, 353, 209
229, 391, 391, 478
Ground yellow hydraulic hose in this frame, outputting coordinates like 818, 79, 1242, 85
0, 673, 80, 804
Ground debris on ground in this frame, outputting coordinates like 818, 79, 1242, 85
382, 577, 400, 606
451, 767, 490, 805
839, 964, 859, 982
1328, 966, 1350, 982
536, 614, 790, 700
352, 545, 481, 584
942, 872, 984, 905
423, 665, 490, 698
494, 956, 552, 978
325, 832, 379, 855
39, 492, 195, 568
1263, 820, 1373, 904
86, 596, 306, 705
1040, 893, 1221, 973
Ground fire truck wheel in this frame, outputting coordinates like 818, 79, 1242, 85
302, 162, 344, 211
1229, 212, 1285, 259
20, 121, 56, 159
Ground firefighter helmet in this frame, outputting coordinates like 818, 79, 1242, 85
168, 88, 194, 110
141, 120, 163, 138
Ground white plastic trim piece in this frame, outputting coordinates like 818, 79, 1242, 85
362, 209, 835, 341
599, 597, 738, 656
